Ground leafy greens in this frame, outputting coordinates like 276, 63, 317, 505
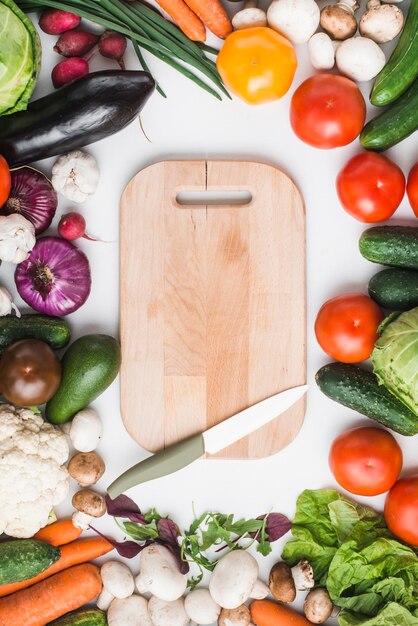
0, 0, 41, 116
282, 490, 418, 625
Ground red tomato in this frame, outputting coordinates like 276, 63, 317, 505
290, 74, 366, 149
329, 427, 402, 496
336, 152, 405, 223
385, 475, 418, 546
0, 154, 11, 207
315, 293, 384, 363
407, 162, 418, 217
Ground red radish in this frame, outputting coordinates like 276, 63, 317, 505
98, 31, 127, 69
58, 212, 98, 242
52, 58, 89, 88
39, 9, 81, 35
54, 30, 99, 57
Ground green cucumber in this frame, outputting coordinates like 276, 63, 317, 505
360, 79, 418, 151
48, 609, 107, 625
46, 334, 121, 424
359, 226, 418, 270
0, 539, 60, 585
0, 314, 71, 356
316, 363, 418, 436
370, 1, 418, 106
369, 268, 418, 310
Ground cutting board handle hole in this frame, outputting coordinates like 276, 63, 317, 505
176, 190, 252, 207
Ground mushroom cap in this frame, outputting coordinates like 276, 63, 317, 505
148, 596, 189, 626
184, 588, 221, 624
336, 36, 386, 81
108, 595, 152, 626
359, 3, 403, 43
101, 560, 135, 599
232, 8, 267, 30
320, 5, 358, 40
219, 605, 251, 626
209, 550, 259, 609
304, 589, 333, 624
136, 544, 187, 602
267, 0, 320, 44
68, 451, 105, 487
269, 562, 296, 603
308, 32, 336, 70
72, 488, 106, 517
69, 408, 102, 452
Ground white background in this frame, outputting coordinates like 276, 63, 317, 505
2, 0, 417, 620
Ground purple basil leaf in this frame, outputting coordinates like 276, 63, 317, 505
157, 518, 181, 546
261, 513, 292, 542
90, 524, 147, 558
161, 542, 190, 575
105, 494, 147, 524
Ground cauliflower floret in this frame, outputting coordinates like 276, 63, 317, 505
0, 404, 70, 538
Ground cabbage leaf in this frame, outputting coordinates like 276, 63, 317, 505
371, 308, 418, 417
0, 0, 41, 115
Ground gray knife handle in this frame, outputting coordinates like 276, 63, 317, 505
107, 433, 205, 498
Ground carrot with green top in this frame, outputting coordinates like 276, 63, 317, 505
0, 563, 102, 626
33, 519, 82, 547
183, 0, 232, 39
0, 537, 112, 598
156, 0, 206, 41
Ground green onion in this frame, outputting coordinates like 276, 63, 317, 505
17, 0, 228, 99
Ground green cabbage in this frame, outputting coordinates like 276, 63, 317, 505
0, 0, 41, 116
371, 308, 418, 417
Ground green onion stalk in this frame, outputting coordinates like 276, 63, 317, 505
17, 0, 229, 99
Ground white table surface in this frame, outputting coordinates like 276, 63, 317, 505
2, 1, 417, 620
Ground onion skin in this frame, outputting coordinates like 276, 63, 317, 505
2, 167, 57, 235
15, 236, 91, 316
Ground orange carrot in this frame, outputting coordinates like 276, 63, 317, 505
251, 599, 314, 626
156, 0, 206, 41
33, 519, 82, 547
0, 537, 112, 598
0, 563, 102, 626
183, 0, 232, 39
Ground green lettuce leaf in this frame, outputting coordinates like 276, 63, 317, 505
339, 603, 418, 626
372, 307, 418, 416
0, 0, 41, 115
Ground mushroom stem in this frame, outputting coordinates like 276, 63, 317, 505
249, 579, 269, 600
291, 560, 315, 591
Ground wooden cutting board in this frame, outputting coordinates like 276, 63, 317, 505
120, 160, 306, 459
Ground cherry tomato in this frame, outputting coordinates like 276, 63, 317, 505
0, 154, 11, 207
0, 339, 61, 406
407, 162, 418, 217
336, 152, 406, 223
329, 427, 402, 496
290, 74, 366, 149
315, 293, 384, 363
385, 475, 418, 546
217, 27, 297, 104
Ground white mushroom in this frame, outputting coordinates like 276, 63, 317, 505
267, 0, 320, 44
336, 35, 386, 81
304, 589, 334, 624
308, 32, 337, 69
68, 451, 105, 487
71, 510, 93, 530
218, 605, 251, 626
249, 579, 269, 600
136, 544, 187, 602
148, 596, 189, 626
97, 589, 115, 611
101, 560, 135, 599
232, 0, 267, 30
209, 550, 259, 609
184, 588, 221, 625
320, 0, 359, 40
72, 488, 106, 518
69, 408, 103, 452
359, 0, 403, 43
291, 560, 315, 591
108, 595, 153, 626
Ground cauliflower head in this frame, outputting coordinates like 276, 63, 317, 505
0, 403, 69, 538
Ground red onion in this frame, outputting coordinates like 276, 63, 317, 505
1, 167, 57, 235
15, 237, 91, 316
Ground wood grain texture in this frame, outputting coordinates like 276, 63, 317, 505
120, 161, 306, 459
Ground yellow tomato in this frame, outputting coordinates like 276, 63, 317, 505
217, 27, 297, 105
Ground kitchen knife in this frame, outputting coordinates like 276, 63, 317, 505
108, 384, 308, 498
